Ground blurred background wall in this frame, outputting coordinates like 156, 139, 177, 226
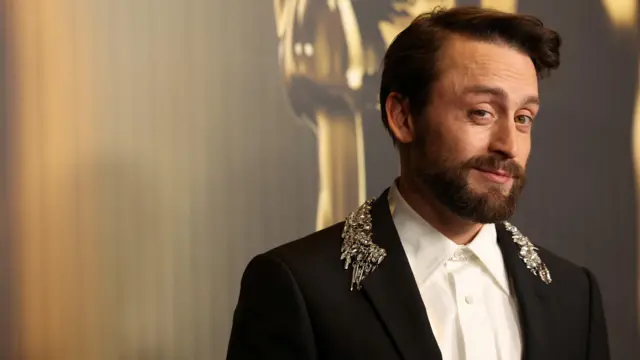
0, 0, 638, 359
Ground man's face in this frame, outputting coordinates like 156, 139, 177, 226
409, 35, 539, 223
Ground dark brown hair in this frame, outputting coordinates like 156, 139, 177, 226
379, 6, 561, 142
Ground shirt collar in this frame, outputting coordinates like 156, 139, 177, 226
466, 223, 511, 295
388, 182, 511, 295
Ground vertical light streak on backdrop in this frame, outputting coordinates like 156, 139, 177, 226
8, 0, 104, 358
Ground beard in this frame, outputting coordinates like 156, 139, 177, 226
409, 132, 527, 224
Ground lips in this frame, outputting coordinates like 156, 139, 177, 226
474, 168, 514, 184
476, 166, 513, 176
487, 169, 510, 177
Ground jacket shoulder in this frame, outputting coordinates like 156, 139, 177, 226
262, 222, 347, 275
536, 244, 595, 291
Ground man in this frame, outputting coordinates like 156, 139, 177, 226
227, 6, 610, 360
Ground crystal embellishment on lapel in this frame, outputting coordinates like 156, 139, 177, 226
504, 221, 552, 284
340, 198, 387, 291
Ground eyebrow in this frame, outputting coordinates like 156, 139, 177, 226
462, 85, 540, 106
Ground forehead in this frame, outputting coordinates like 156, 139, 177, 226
436, 34, 539, 96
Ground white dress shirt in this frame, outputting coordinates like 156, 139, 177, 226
388, 184, 522, 360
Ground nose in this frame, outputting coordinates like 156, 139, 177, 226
489, 118, 518, 159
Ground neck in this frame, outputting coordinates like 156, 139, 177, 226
396, 175, 483, 245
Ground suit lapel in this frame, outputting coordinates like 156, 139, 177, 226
361, 190, 442, 360
496, 223, 551, 360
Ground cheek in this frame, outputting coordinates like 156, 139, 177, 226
517, 135, 532, 165
453, 126, 493, 159
423, 109, 490, 163
429, 134, 478, 168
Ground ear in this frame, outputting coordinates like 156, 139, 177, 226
385, 92, 416, 144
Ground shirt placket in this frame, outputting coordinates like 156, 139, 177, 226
446, 247, 498, 360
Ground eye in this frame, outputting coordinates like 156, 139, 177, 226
468, 109, 494, 121
515, 114, 534, 126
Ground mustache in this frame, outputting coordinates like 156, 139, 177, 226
463, 155, 525, 179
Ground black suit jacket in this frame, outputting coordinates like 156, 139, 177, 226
227, 189, 610, 360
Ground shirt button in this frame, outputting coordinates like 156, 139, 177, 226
464, 295, 474, 305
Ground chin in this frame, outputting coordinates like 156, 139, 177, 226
469, 183, 512, 197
